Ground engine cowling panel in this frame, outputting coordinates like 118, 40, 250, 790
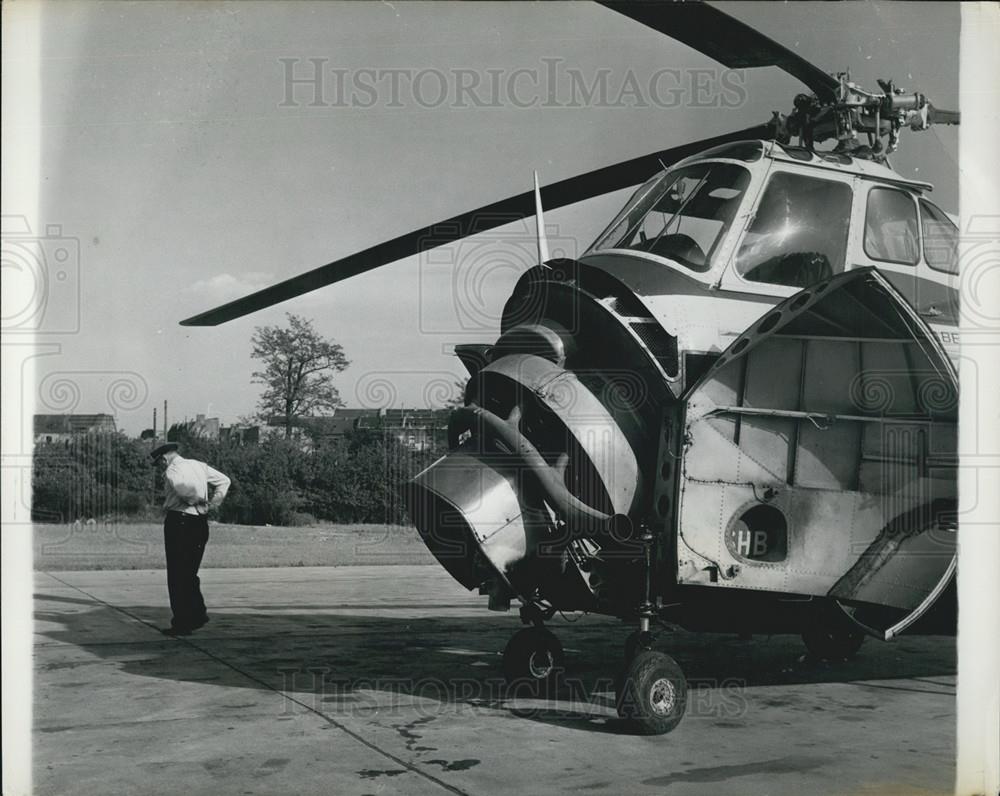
406, 262, 673, 610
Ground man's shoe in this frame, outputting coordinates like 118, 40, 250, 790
161, 626, 193, 637
191, 615, 210, 630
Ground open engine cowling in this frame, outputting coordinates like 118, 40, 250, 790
405, 261, 674, 610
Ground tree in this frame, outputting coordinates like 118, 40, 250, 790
251, 314, 350, 438
444, 379, 467, 408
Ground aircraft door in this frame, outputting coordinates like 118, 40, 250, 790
675, 268, 957, 640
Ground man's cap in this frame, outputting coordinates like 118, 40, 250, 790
150, 442, 179, 461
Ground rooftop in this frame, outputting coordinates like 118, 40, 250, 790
678, 139, 933, 192
34, 414, 118, 434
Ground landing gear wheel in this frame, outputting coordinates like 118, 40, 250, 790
801, 623, 865, 661
502, 627, 564, 693
616, 650, 687, 735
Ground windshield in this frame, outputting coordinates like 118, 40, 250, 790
589, 162, 751, 272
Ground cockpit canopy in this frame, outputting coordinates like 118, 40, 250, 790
587, 141, 959, 287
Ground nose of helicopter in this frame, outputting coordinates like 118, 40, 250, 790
405, 342, 650, 599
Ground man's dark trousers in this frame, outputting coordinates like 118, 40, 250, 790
164, 511, 209, 630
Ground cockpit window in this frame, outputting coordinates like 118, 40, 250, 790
864, 187, 919, 265
588, 163, 751, 272
736, 172, 852, 288
919, 199, 959, 275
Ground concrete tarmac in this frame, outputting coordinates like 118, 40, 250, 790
33, 566, 956, 795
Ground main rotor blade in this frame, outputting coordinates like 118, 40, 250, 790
181, 123, 769, 326
927, 104, 960, 126
599, 1, 839, 102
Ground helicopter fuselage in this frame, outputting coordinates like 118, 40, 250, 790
408, 138, 959, 643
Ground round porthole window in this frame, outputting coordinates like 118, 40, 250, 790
724, 504, 788, 563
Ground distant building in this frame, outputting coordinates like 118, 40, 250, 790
262, 408, 450, 451
260, 413, 354, 447
260, 417, 310, 443
358, 408, 451, 452
190, 414, 221, 439
220, 424, 260, 445
34, 414, 117, 445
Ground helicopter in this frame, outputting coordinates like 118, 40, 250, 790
182, 2, 961, 734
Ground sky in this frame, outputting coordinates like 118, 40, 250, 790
5, 1, 960, 436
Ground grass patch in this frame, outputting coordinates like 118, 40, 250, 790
31, 522, 436, 571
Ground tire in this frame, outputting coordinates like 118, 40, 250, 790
616, 632, 644, 697
802, 623, 865, 661
616, 650, 687, 735
502, 627, 564, 693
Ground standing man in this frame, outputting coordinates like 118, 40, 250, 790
151, 442, 231, 636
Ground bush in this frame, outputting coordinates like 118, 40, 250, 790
303, 429, 438, 524
32, 433, 153, 522
32, 420, 449, 526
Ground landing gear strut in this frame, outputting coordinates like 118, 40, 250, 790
616, 525, 688, 734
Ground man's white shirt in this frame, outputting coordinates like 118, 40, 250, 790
163, 456, 231, 515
